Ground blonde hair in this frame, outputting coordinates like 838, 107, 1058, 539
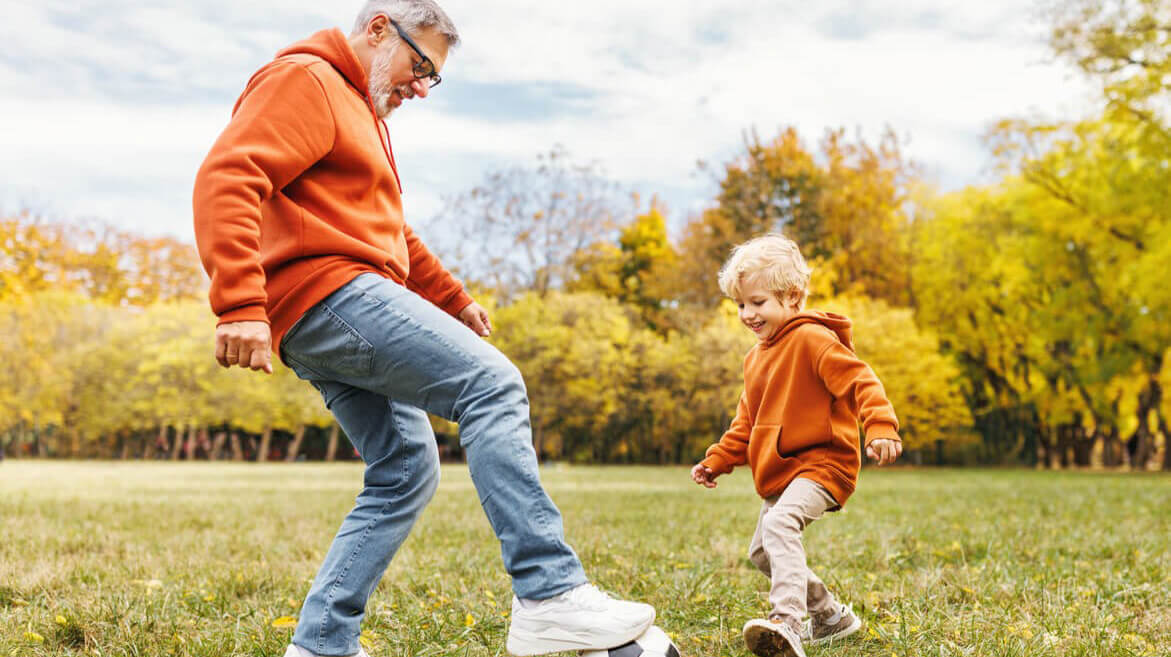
718, 233, 812, 307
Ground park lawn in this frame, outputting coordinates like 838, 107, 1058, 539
0, 463, 1168, 657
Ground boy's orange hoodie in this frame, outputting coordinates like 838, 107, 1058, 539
193, 29, 471, 359
700, 311, 899, 506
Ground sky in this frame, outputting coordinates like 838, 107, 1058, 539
0, 0, 1096, 243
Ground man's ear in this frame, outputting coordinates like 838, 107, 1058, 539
367, 14, 391, 45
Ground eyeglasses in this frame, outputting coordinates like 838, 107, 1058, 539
387, 17, 441, 88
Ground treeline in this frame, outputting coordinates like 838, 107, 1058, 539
0, 217, 968, 464
1, 0, 1168, 467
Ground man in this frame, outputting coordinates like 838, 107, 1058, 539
192, 2, 655, 656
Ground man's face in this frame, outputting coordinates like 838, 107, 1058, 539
369, 26, 450, 119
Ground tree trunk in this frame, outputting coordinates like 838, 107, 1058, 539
1056, 423, 1071, 468
229, 432, 244, 461
1036, 425, 1052, 468
119, 431, 131, 460
196, 427, 210, 459
533, 425, 545, 462
286, 425, 307, 462
183, 425, 197, 461
1127, 379, 1158, 470
169, 425, 183, 460
1156, 394, 1171, 472
325, 424, 339, 462
145, 425, 163, 460
210, 432, 227, 461
2, 427, 15, 459
256, 427, 273, 463
69, 426, 82, 458
1071, 414, 1094, 467
32, 416, 44, 458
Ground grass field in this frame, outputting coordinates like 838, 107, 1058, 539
1, 463, 1168, 657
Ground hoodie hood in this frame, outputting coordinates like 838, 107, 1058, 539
274, 28, 403, 194
276, 28, 368, 98
764, 310, 853, 350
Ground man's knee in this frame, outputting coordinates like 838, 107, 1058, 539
484, 356, 527, 396
419, 443, 441, 503
463, 354, 528, 412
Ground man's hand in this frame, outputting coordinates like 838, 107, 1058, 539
459, 302, 492, 337
866, 438, 902, 466
215, 320, 273, 374
691, 463, 718, 488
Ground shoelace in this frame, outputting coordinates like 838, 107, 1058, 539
561, 583, 613, 611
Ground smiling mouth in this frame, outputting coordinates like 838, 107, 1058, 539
748, 321, 766, 331
391, 87, 415, 106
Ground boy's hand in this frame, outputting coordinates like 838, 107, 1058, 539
867, 438, 902, 466
691, 463, 718, 488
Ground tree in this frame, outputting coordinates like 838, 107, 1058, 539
569, 204, 679, 330
1048, 0, 1170, 127
819, 295, 972, 455
490, 291, 639, 461
673, 127, 917, 307
426, 146, 633, 300
0, 212, 205, 306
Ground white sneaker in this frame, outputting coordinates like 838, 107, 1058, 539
283, 644, 369, 657
505, 583, 655, 656
742, 618, 806, 657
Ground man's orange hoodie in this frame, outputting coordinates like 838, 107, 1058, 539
700, 311, 899, 506
193, 29, 471, 359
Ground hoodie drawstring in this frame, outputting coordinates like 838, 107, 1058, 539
365, 96, 404, 195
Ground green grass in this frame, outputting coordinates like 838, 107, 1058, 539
1, 463, 1168, 657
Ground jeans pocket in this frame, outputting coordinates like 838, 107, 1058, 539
282, 303, 375, 380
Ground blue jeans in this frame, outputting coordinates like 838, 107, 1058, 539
281, 273, 586, 656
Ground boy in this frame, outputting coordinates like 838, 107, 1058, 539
690, 234, 902, 657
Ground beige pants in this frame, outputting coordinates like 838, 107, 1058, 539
748, 477, 839, 628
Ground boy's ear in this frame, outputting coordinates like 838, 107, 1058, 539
783, 289, 804, 309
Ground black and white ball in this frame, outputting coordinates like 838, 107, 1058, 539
582, 626, 680, 657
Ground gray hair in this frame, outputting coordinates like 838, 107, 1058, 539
351, 0, 460, 47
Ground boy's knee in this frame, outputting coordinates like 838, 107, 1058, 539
770, 503, 811, 533
749, 546, 772, 575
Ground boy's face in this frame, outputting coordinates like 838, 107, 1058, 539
735, 276, 799, 341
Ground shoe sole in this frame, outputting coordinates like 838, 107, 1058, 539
806, 615, 862, 646
505, 614, 655, 656
743, 624, 799, 657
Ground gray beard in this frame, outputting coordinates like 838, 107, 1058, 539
368, 43, 404, 119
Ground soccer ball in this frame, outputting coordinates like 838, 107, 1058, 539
582, 626, 680, 657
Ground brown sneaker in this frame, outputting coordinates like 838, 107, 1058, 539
742, 618, 806, 657
804, 603, 862, 646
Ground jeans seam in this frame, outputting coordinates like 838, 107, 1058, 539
313, 404, 415, 653
322, 405, 415, 647
317, 507, 380, 653
391, 401, 412, 495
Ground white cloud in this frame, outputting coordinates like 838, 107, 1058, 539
0, 0, 1096, 243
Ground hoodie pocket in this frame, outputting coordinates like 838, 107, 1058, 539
776, 420, 831, 457
748, 424, 781, 471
